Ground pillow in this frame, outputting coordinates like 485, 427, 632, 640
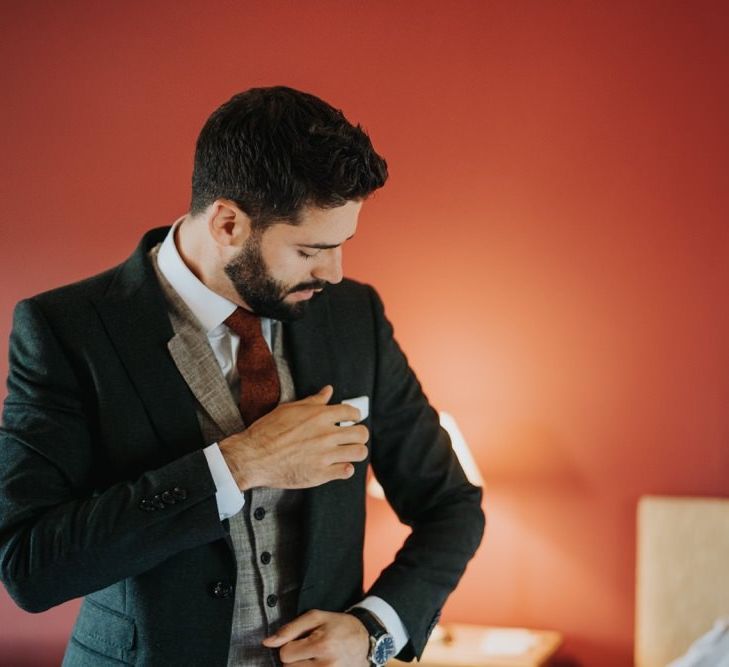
668, 618, 729, 667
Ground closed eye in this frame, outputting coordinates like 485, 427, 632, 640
298, 249, 321, 260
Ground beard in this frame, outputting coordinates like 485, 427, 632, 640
223, 233, 326, 321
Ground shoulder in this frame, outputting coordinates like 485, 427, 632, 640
321, 277, 388, 326
325, 276, 373, 302
15, 227, 167, 328
311, 278, 394, 351
323, 277, 383, 311
12, 265, 121, 337
29, 265, 120, 308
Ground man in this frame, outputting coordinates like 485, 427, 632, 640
0, 86, 484, 666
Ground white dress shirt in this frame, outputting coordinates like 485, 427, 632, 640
155, 221, 409, 653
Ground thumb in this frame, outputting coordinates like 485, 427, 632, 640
299, 384, 334, 405
263, 610, 323, 647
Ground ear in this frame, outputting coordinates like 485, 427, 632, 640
208, 199, 253, 247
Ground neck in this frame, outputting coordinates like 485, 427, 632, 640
176, 215, 244, 306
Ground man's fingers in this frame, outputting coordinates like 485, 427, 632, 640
297, 385, 334, 405
333, 462, 355, 480
336, 404, 363, 425
326, 443, 369, 465
287, 391, 364, 427
272, 610, 370, 665
296, 393, 364, 426
310, 402, 363, 426
263, 610, 323, 647
277, 636, 320, 663
326, 424, 369, 447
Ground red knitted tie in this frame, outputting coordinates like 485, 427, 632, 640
224, 308, 281, 425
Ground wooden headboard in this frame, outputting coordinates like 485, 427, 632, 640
635, 495, 729, 667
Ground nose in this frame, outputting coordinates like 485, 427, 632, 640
312, 247, 343, 285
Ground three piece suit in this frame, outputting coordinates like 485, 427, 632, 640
0, 226, 485, 665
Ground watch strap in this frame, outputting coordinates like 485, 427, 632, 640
347, 606, 387, 639
347, 606, 395, 666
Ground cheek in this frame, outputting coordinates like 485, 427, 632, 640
258, 240, 286, 273
263, 246, 309, 285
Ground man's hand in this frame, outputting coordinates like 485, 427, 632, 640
262, 609, 370, 666
219, 385, 369, 491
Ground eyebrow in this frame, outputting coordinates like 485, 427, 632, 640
296, 233, 355, 250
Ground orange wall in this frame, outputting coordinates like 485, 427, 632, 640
1, 2, 728, 665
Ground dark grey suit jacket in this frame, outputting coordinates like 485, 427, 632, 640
0, 227, 484, 665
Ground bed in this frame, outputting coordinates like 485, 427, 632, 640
635, 495, 729, 667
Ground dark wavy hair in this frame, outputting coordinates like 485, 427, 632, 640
190, 86, 388, 228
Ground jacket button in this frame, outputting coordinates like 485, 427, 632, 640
139, 499, 156, 512
266, 594, 278, 607
211, 581, 233, 599
161, 490, 176, 505
260, 551, 272, 565
172, 487, 188, 500
253, 507, 266, 520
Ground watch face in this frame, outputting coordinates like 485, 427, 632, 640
372, 633, 396, 664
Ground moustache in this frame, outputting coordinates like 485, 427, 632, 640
287, 281, 327, 294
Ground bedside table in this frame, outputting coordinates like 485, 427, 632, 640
388, 623, 563, 667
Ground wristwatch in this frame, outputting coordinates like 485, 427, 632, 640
347, 607, 397, 666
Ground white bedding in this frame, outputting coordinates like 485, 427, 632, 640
668, 618, 729, 667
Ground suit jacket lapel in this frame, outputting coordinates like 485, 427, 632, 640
286, 295, 347, 605
167, 328, 244, 438
284, 295, 337, 402
93, 228, 204, 457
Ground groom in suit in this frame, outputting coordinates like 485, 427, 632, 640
0, 86, 484, 666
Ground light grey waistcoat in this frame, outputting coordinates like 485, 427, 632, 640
151, 247, 304, 667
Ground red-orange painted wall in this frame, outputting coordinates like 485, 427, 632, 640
1, 2, 728, 665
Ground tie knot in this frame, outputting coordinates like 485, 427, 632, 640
224, 307, 261, 340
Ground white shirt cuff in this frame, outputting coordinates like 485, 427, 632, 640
351, 596, 410, 655
203, 443, 245, 520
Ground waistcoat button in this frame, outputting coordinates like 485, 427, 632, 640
266, 594, 278, 607
260, 551, 272, 565
253, 507, 266, 520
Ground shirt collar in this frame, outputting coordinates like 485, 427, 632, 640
156, 219, 238, 333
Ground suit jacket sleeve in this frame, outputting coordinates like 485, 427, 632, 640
0, 298, 226, 612
363, 286, 485, 660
